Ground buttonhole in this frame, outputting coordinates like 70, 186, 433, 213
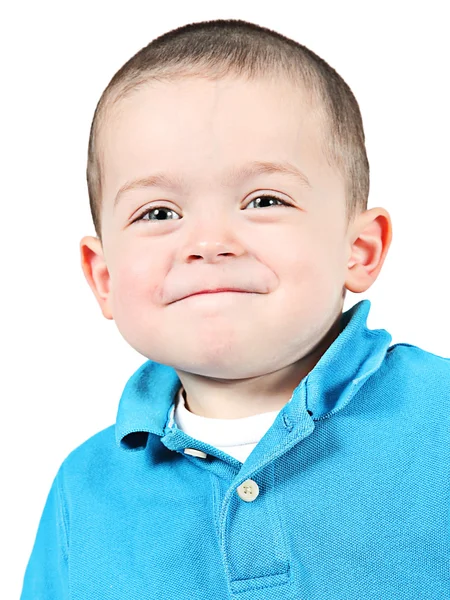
282, 414, 293, 431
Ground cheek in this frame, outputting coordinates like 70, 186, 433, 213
110, 250, 164, 315
275, 228, 345, 294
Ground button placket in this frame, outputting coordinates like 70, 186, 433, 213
219, 468, 290, 595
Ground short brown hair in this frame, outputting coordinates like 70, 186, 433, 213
87, 19, 369, 241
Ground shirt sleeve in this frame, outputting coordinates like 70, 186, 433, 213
20, 471, 69, 600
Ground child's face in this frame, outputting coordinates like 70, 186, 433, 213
92, 76, 358, 378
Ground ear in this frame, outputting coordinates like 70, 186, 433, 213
344, 207, 393, 293
79, 236, 114, 320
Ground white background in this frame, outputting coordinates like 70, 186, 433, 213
2, 1, 449, 597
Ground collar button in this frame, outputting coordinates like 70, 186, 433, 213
184, 448, 207, 459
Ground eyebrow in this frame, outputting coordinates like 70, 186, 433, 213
113, 160, 312, 208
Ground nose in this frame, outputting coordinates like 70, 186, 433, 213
178, 216, 245, 264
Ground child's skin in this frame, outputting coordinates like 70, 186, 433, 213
80, 75, 392, 419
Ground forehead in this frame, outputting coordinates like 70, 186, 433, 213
99, 75, 335, 207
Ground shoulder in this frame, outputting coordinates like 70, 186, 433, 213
386, 342, 450, 377
57, 426, 117, 479
380, 342, 450, 409
54, 425, 163, 498
56, 425, 136, 494
353, 342, 450, 433
64, 424, 117, 466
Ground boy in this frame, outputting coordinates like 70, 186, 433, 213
21, 18, 449, 599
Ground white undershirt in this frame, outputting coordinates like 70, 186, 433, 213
173, 387, 281, 463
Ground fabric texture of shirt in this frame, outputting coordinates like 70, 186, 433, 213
174, 387, 281, 462
21, 300, 450, 599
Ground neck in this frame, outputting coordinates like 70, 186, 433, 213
175, 314, 342, 419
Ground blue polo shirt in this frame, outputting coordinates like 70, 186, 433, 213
21, 300, 450, 599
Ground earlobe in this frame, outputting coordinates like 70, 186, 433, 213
79, 236, 114, 320
344, 207, 393, 294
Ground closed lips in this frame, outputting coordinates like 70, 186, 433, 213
184, 288, 250, 298
165, 268, 274, 304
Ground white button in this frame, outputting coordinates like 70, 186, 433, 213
236, 479, 260, 502
184, 448, 207, 458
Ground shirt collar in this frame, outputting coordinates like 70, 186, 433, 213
116, 299, 392, 450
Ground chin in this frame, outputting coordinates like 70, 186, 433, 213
173, 349, 276, 380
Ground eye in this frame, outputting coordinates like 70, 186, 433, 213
245, 194, 290, 209
133, 207, 181, 223
132, 194, 290, 223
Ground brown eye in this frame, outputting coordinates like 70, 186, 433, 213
246, 195, 289, 209
135, 207, 181, 222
